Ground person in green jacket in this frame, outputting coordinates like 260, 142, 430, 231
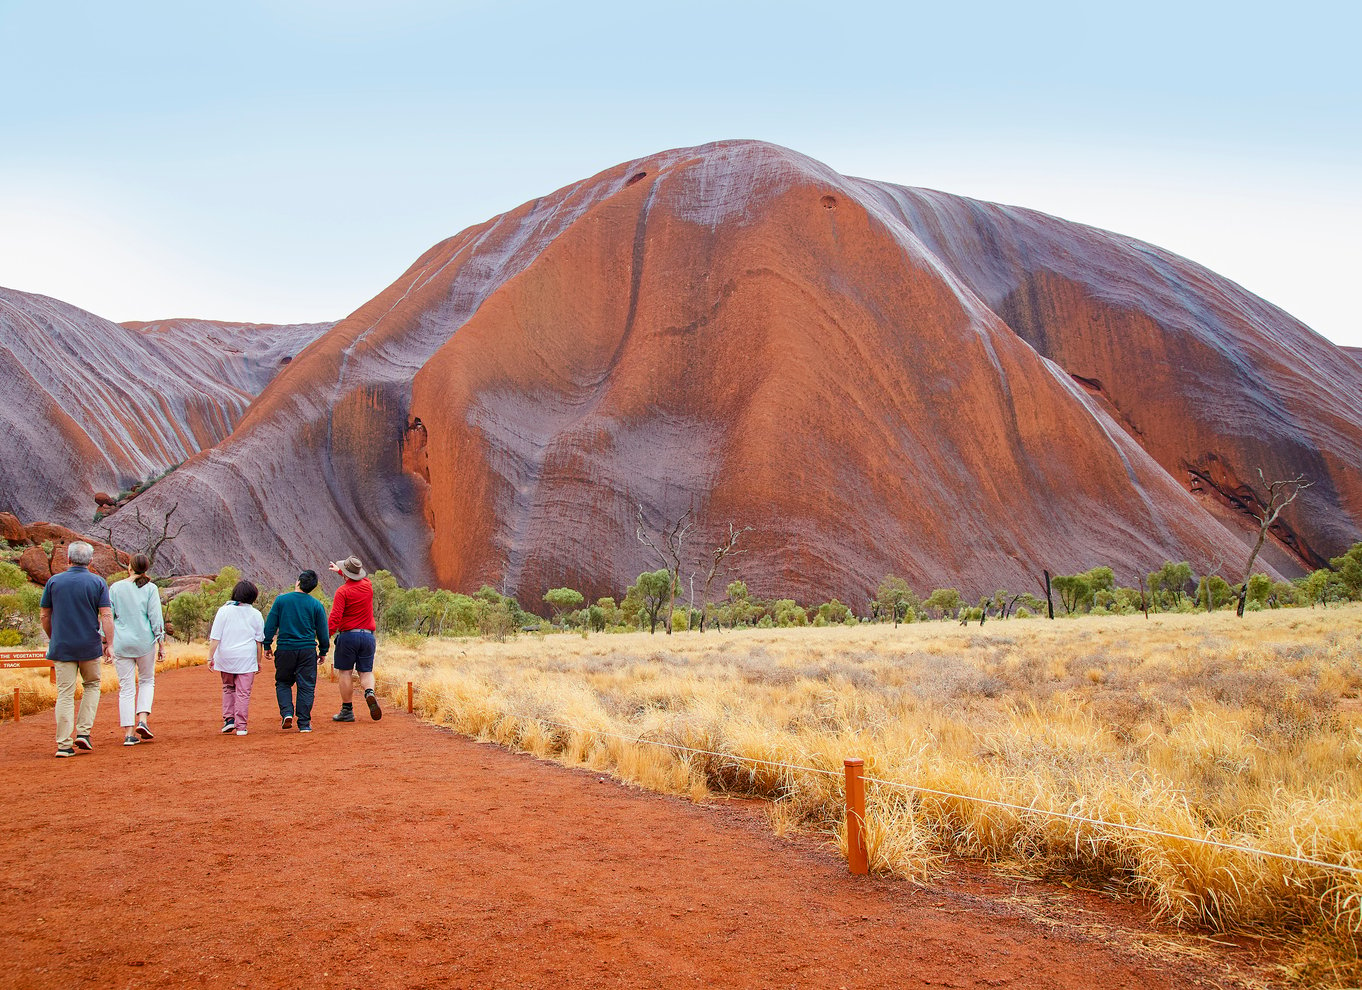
262, 570, 330, 733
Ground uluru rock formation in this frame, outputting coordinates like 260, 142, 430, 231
0, 287, 331, 528
14, 141, 1361, 604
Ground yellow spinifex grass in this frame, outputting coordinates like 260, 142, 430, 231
377, 607, 1362, 966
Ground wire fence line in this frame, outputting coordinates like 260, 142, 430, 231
401, 688, 1362, 882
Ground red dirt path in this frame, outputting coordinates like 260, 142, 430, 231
3, 665, 1275, 989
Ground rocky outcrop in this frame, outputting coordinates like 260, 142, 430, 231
112, 141, 1361, 602
0, 288, 332, 528
1, 513, 129, 582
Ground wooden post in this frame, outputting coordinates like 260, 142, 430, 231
11, 687, 18, 722
407, 681, 413, 713
844, 758, 868, 875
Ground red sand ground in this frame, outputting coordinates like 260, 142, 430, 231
2, 665, 1279, 989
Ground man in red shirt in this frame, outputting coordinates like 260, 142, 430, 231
328, 555, 381, 722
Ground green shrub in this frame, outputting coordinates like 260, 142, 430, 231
0, 628, 21, 647
0, 562, 28, 590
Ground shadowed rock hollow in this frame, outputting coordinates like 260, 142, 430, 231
58, 142, 1362, 602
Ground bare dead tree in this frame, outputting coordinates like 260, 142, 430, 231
102, 503, 186, 572
694, 522, 752, 633
1039, 570, 1055, 620
636, 503, 693, 635
1236, 470, 1313, 617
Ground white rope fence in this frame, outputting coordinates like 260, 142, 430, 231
404, 691, 1362, 881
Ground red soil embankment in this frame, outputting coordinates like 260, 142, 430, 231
1, 665, 1272, 989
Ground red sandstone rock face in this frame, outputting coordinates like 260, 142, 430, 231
0, 287, 332, 529
6, 519, 128, 583
72, 143, 1362, 601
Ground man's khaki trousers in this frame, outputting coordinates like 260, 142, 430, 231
55, 659, 101, 748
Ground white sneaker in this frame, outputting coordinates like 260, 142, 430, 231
235, 728, 248, 736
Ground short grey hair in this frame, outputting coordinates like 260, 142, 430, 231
67, 541, 94, 566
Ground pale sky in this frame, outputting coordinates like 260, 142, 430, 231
1, 0, 1357, 346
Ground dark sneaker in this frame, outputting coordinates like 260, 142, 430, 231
55, 746, 76, 759
299, 725, 313, 733
136, 721, 154, 740
73, 735, 93, 752
332, 708, 355, 722
365, 692, 382, 721
221, 718, 236, 734
124, 735, 142, 747
282, 714, 293, 730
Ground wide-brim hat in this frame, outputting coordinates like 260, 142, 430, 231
336, 555, 367, 581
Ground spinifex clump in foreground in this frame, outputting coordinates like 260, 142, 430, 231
11, 140, 1361, 603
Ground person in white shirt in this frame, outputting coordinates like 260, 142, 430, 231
207, 581, 265, 736
109, 553, 165, 747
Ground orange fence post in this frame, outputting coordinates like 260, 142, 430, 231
407, 681, 413, 714
844, 758, 868, 875
11, 687, 18, 723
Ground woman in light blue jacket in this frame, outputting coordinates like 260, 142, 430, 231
109, 554, 164, 746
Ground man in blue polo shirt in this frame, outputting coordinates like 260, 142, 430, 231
40, 541, 115, 758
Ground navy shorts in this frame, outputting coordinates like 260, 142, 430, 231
333, 630, 376, 673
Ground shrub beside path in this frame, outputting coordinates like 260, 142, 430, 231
2, 664, 1273, 989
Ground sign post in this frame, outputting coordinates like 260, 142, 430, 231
0, 650, 54, 685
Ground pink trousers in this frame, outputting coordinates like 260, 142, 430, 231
220, 671, 255, 727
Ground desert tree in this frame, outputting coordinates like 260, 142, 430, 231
1148, 561, 1193, 610
543, 587, 585, 627
923, 587, 961, 619
1235, 470, 1313, 617
1331, 542, 1362, 600
1039, 570, 1055, 619
1049, 573, 1089, 615
875, 575, 917, 627
101, 502, 186, 572
694, 522, 752, 633
636, 503, 693, 634
626, 569, 673, 634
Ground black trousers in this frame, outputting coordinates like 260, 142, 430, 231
274, 648, 319, 727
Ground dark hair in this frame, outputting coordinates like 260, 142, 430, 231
298, 570, 318, 594
230, 580, 259, 605
131, 553, 151, 588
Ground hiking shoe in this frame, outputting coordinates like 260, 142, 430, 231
136, 721, 154, 740
332, 708, 355, 722
235, 728, 248, 736
365, 692, 382, 721
55, 746, 76, 759
282, 714, 293, 730
124, 735, 141, 747
73, 735, 93, 752
221, 718, 236, 734
299, 725, 313, 733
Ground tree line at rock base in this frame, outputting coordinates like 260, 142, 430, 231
1, 541, 1359, 646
